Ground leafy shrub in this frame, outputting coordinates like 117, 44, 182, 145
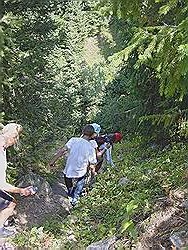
12, 139, 188, 248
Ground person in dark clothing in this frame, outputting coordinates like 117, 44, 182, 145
94, 132, 123, 172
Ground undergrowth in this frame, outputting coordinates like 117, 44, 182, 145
12, 138, 188, 248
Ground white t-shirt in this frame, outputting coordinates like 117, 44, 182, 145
0, 136, 13, 190
63, 137, 97, 178
89, 139, 98, 149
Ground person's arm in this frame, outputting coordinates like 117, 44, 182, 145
1, 183, 31, 196
88, 147, 98, 175
97, 142, 111, 157
0, 150, 31, 196
89, 164, 97, 176
0, 174, 33, 196
49, 146, 68, 166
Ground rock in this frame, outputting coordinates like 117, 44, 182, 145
153, 197, 172, 211
169, 189, 186, 201
119, 177, 130, 186
170, 231, 188, 249
137, 207, 179, 249
0, 238, 16, 249
169, 189, 188, 208
181, 200, 188, 209
15, 173, 71, 227
86, 236, 117, 250
17, 172, 53, 196
135, 189, 188, 249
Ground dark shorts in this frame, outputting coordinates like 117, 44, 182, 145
0, 190, 14, 211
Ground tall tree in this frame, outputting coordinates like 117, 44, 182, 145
96, 0, 188, 142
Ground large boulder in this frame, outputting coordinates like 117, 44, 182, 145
86, 236, 117, 250
15, 172, 71, 227
135, 189, 188, 249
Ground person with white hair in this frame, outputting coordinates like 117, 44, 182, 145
0, 123, 32, 238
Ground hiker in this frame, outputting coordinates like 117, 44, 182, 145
80, 123, 103, 192
89, 123, 115, 172
49, 124, 97, 206
0, 123, 33, 238
83, 123, 112, 188
94, 132, 123, 172
89, 123, 102, 152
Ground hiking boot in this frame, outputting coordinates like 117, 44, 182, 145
0, 227, 15, 238
70, 198, 78, 207
4, 217, 16, 227
81, 188, 88, 196
70, 201, 77, 207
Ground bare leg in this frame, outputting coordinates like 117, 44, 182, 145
95, 160, 103, 173
0, 202, 16, 227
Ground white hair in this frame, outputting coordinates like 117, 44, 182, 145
1, 123, 22, 138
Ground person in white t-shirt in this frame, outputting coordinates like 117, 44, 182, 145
0, 123, 33, 238
90, 123, 111, 172
49, 125, 97, 206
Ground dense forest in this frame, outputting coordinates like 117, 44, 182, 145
0, 0, 188, 249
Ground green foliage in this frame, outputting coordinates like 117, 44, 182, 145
1, 0, 107, 176
12, 139, 188, 248
46, 140, 187, 246
12, 226, 65, 249
109, 19, 188, 98
1, 1, 188, 248
13, 216, 85, 249
3, 0, 188, 174
95, 0, 188, 142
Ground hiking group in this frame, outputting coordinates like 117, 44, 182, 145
0, 122, 122, 238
